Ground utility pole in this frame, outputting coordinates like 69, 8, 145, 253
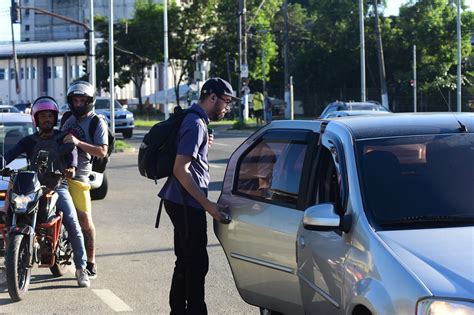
242, 0, 249, 121
164, 0, 170, 119
359, 0, 366, 102
373, 0, 388, 109
283, 0, 290, 118
90, 0, 96, 91
456, 0, 461, 112
413, 45, 417, 112
109, 0, 115, 134
10, 0, 20, 95
238, 0, 243, 122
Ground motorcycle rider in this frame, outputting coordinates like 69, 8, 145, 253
61, 81, 108, 279
2, 96, 90, 288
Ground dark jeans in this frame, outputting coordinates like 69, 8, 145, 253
164, 200, 209, 315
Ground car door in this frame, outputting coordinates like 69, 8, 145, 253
297, 133, 352, 314
215, 128, 317, 314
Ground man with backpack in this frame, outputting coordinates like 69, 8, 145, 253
158, 77, 237, 314
3, 96, 90, 287
61, 81, 108, 279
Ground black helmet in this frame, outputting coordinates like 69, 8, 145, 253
67, 81, 95, 118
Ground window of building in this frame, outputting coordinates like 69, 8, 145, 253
25, 25, 30, 32
54, 66, 63, 79
26, 67, 29, 79
31, 67, 36, 79
25, 9, 30, 16
47, 66, 51, 79
0, 69, 5, 80
24, 38, 30, 42
69, 65, 74, 78
10, 68, 15, 79
20, 68, 24, 80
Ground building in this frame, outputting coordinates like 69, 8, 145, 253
0, 39, 180, 106
20, 0, 179, 42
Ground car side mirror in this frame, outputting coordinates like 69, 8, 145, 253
303, 203, 352, 233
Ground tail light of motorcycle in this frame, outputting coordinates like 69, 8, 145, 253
0, 190, 6, 200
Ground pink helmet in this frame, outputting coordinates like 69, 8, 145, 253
31, 96, 59, 128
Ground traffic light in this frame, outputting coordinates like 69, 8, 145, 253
82, 59, 88, 76
11, 0, 21, 24
84, 31, 90, 55
409, 80, 414, 87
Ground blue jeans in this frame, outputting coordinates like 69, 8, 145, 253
56, 183, 87, 270
265, 110, 272, 123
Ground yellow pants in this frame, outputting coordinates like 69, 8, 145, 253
67, 178, 92, 213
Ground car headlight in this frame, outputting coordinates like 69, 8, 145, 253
11, 192, 36, 214
126, 113, 133, 119
417, 298, 474, 315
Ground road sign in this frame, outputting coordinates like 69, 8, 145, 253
240, 64, 248, 78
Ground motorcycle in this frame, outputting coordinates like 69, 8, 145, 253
0, 150, 73, 302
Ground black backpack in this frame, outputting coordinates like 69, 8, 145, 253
60, 111, 115, 173
138, 108, 204, 183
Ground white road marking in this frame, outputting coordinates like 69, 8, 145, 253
93, 289, 133, 312
209, 163, 223, 169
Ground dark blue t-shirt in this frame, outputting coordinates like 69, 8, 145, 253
159, 104, 210, 209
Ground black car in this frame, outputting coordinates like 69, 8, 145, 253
319, 101, 390, 118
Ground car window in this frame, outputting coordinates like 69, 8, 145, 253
0, 121, 35, 155
235, 138, 308, 205
314, 143, 345, 213
95, 99, 123, 110
357, 134, 474, 229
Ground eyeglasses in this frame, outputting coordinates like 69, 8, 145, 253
217, 96, 233, 110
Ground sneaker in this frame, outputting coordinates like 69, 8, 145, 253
76, 268, 90, 288
86, 261, 97, 279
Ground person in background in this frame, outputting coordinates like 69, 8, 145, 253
264, 92, 273, 124
61, 81, 108, 280
252, 91, 264, 125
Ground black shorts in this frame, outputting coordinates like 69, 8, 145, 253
254, 109, 263, 118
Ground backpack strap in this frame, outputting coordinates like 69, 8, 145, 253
59, 110, 73, 129
88, 114, 100, 142
155, 199, 164, 228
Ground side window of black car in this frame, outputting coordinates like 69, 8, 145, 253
235, 138, 308, 206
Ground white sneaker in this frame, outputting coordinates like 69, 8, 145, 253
76, 268, 91, 288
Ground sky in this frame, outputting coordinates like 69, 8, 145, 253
0, 0, 472, 42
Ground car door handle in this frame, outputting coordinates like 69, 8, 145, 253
299, 236, 306, 248
218, 205, 232, 224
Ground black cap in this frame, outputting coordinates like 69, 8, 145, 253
201, 77, 240, 100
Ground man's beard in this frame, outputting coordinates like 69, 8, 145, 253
209, 110, 224, 121
40, 123, 54, 132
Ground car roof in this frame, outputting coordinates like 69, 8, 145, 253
327, 110, 390, 117
0, 112, 33, 123
268, 113, 474, 140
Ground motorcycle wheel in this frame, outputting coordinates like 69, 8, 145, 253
50, 225, 73, 277
6, 234, 32, 302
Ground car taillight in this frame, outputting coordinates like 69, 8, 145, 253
0, 190, 7, 200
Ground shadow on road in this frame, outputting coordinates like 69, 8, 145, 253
96, 243, 222, 258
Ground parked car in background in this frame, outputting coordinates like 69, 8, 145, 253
0, 113, 35, 252
0, 105, 20, 113
94, 97, 134, 139
13, 103, 31, 114
214, 113, 474, 314
319, 101, 390, 118
325, 109, 391, 118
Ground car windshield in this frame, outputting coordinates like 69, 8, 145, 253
348, 104, 386, 111
95, 99, 123, 110
0, 121, 35, 157
356, 133, 474, 230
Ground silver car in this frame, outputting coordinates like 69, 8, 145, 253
215, 113, 474, 314
0, 113, 35, 250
